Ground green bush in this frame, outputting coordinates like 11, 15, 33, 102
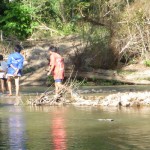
144, 60, 150, 67
0, 2, 38, 39
46, 76, 54, 85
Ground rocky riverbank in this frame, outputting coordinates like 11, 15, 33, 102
72, 91, 150, 107
15, 37, 150, 107
25, 85, 150, 107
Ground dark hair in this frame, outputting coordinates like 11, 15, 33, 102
48, 45, 57, 52
15, 44, 23, 53
0, 54, 3, 60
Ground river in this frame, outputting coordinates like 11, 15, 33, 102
0, 85, 150, 150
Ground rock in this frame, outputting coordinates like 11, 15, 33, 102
98, 119, 114, 122
99, 91, 150, 107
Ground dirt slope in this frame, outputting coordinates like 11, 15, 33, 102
20, 37, 150, 85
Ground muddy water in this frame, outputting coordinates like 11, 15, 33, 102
0, 85, 150, 150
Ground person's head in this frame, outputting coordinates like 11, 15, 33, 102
14, 44, 23, 53
0, 54, 3, 61
48, 45, 57, 54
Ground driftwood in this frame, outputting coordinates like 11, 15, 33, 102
27, 72, 83, 106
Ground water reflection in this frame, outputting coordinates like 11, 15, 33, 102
51, 107, 67, 150
8, 106, 26, 150
1, 94, 150, 150
24, 106, 67, 150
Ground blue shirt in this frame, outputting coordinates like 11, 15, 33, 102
7, 52, 24, 76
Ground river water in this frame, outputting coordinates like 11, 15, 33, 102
0, 85, 150, 150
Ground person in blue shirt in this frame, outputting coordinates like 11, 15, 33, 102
7, 45, 24, 96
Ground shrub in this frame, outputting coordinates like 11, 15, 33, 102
144, 60, 150, 67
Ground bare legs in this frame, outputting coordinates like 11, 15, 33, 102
14, 77, 20, 96
7, 76, 20, 96
0, 79, 7, 93
7, 76, 12, 96
55, 82, 63, 95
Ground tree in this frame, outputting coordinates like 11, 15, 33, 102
0, 1, 38, 39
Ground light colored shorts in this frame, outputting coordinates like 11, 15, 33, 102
6, 74, 21, 78
0, 72, 7, 79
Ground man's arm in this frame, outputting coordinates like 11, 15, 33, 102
13, 56, 24, 76
7, 55, 17, 71
47, 55, 55, 76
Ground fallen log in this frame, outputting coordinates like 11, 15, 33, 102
65, 70, 150, 85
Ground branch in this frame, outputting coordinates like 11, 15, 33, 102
119, 38, 133, 54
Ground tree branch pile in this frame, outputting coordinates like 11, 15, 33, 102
27, 74, 84, 106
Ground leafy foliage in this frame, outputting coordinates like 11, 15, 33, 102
144, 60, 150, 67
0, 1, 38, 39
0, 0, 149, 68
112, 0, 150, 63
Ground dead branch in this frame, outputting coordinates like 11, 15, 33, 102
27, 70, 82, 106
